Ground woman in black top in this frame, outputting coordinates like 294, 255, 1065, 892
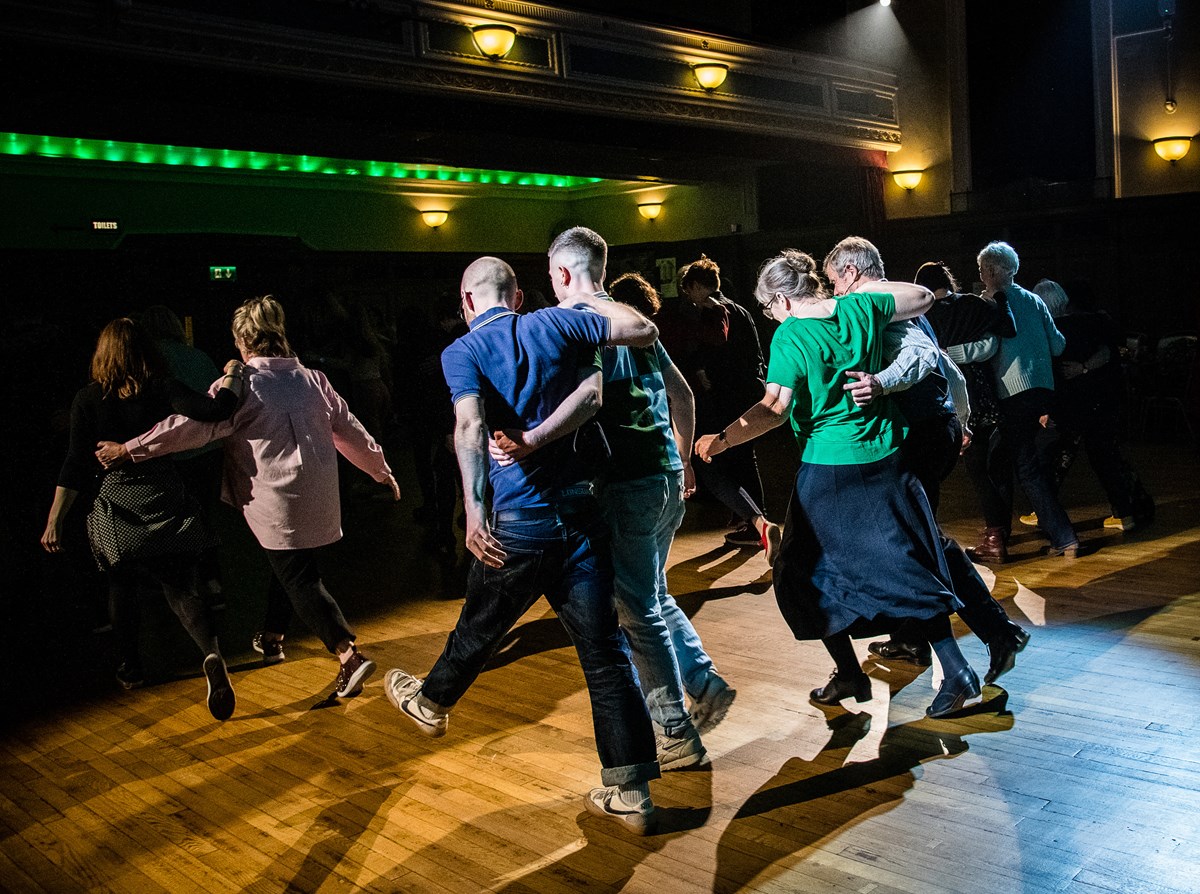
41, 318, 243, 721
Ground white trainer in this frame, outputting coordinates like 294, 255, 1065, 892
584, 786, 656, 835
385, 669, 448, 738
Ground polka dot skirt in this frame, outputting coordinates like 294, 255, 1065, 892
87, 459, 215, 571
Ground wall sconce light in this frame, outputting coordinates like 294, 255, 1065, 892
471, 24, 517, 59
892, 169, 924, 190
692, 63, 728, 91
637, 202, 663, 220
1152, 136, 1191, 163
421, 210, 449, 228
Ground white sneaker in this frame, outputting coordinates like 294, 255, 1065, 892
656, 728, 708, 771
385, 669, 448, 738
689, 674, 736, 735
584, 786, 657, 835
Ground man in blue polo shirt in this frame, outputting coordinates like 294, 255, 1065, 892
384, 255, 664, 834
494, 228, 737, 773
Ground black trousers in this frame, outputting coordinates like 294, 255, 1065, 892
263, 548, 355, 653
899, 413, 1012, 646
109, 552, 217, 669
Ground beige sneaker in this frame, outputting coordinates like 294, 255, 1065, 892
584, 786, 657, 835
385, 669, 448, 737
656, 728, 708, 771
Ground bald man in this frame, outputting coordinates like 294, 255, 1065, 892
384, 256, 666, 834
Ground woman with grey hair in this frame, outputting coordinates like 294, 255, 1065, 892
1022, 279, 1153, 530
696, 248, 983, 719
975, 241, 1081, 558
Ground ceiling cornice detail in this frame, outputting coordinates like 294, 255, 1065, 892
0, 0, 902, 151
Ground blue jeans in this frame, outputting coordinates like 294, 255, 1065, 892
599, 472, 716, 737
421, 498, 659, 786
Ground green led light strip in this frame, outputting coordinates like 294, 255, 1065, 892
2, 132, 604, 190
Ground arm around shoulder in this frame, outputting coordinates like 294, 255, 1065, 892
947, 335, 998, 365
862, 281, 934, 321
575, 296, 657, 347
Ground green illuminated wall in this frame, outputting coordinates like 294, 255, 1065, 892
0, 138, 753, 252
1, 132, 603, 189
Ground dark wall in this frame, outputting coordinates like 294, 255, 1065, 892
967, 0, 1096, 189
6, 191, 1197, 394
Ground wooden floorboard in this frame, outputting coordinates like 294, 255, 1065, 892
3, 438, 1199, 893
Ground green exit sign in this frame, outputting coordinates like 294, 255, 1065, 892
209, 266, 237, 282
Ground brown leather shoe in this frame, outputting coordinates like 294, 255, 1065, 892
966, 526, 1008, 565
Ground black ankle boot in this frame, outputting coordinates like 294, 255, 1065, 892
810, 670, 871, 705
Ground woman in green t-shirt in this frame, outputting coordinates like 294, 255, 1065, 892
696, 249, 982, 719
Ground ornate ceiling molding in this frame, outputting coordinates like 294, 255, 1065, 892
0, 0, 902, 151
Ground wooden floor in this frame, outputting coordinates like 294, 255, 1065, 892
3, 435, 1200, 893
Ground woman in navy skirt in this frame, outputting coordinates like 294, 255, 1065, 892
696, 247, 982, 718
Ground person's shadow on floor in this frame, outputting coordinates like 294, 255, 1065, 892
711, 704, 1014, 893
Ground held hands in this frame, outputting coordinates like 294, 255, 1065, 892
843, 371, 882, 406
681, 461, 696, 498
488, 430, 535, 467
95, 440, 130, 470
694, 433, 726, 463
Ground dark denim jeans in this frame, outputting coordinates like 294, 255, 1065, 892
998, 389, 1078, 550
421, 498, 660, 786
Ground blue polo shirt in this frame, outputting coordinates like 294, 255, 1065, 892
441, 305, 609, 510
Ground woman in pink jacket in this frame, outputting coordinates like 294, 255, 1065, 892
98, 296, 400, 700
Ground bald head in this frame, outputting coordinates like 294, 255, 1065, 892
462, 256, 518, 300
460, 256, 522, 322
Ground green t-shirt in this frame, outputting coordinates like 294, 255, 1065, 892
765, 291, 906, 465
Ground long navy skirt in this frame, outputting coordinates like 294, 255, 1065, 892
772, 452, 960, 640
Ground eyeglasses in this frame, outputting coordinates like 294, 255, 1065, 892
760, 293, 784, 318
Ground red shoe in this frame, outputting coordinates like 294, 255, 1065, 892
759, 520, 782, 566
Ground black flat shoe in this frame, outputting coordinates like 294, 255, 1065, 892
810, 671, 872, 705
926, 667, 982, 718
867, 639, 932, 666
985, 625, 1031, 684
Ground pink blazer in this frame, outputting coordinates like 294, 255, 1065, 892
124, 356, 391, 550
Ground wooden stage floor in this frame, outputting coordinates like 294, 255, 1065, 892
3, 435, 1199, 893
